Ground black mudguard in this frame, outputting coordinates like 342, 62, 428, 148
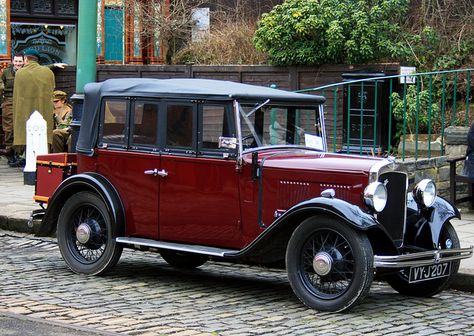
35, 173, 125, 237
283, 197, 380, 229
233, 196, 384, 260
406, 193, 460, 248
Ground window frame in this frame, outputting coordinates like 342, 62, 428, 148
162, 100, 197, 156
197, 101, 237, 159
129, 99, 160, 152
97, 97, 130, 151
95, 97, 238, 160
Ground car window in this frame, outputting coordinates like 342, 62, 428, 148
101, 99, 128, 146
166, 104, 193, 148
131, 101, 158, 147
201, 104, 233, 150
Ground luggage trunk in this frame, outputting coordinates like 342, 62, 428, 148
34, 153, 77, 204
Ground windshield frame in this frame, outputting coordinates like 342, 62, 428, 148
234, 99, 327, 165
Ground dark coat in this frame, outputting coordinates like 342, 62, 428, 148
464, 122, 474, 178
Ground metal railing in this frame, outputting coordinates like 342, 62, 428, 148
297, 69, 473, 161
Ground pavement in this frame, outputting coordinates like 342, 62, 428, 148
0, 155, 473, 292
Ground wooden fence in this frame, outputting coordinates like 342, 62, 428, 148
55, 63, 400, 94
0, 63, 400, 148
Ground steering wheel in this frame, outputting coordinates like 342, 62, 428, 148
241, 134, 256, 149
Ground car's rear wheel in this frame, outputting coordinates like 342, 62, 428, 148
286, 216, 374, 312
385, 221, 460, 297
160, 250, 208, 269
57, 191, 122, 275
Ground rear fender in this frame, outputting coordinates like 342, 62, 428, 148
35, 173, 125, 237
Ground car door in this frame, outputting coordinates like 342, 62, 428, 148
95, 98, 161, 239
158, 101, 242, 248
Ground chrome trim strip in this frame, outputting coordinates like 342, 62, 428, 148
368, 158, 408, 184
369, 159, 392, 183
374, 246, 473, 268
318, 104, 328, 152
234, 100, 243, 167
116, 237, 239, 257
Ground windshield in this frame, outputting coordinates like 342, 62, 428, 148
237, 102, 326, 151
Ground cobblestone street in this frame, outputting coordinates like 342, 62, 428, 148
1, 230, 473, 336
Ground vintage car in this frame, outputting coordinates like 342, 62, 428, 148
34, 78, 473, 312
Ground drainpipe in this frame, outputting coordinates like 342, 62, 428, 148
70, 0, 98, 152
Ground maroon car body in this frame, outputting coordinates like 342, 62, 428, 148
35, 78, 473, 312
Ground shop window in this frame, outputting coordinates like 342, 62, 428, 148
104, 5, 123, 62
11, 24, 77, 65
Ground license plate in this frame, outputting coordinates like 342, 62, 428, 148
409, 263, 450, 283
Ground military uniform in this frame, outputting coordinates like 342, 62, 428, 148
1, 64, 17, 155
51, 90, 73, 153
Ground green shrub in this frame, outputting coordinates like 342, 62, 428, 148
253, 0, 409, 65
391, 85, 441, 137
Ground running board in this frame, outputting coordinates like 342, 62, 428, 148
116, 237, 239, 258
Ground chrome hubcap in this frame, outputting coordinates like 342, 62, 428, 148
313, 252, 333, 276
76, 223, 91, 244
445, 238, 453, 249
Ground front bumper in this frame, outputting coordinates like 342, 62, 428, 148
374, 246, 473, 268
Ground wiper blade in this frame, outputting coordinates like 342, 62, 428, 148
245, 99, 270, 117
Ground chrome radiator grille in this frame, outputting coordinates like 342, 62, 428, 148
376, 171, 408, 247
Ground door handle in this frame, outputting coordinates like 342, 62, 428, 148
144, 169, 168, 177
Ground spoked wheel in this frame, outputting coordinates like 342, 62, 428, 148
57, 191, 123, 275
160, 250, 208, 269
286, 216, 374, 312
385, 221, 460, 297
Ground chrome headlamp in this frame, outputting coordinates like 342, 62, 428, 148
413, 179, 437, 207
364, 182, 387, 213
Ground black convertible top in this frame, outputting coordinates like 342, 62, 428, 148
76, 78, 325, 155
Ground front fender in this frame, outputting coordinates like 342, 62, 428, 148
36, 173, 125, 237
234, 197, 381, 261
407, 193, 460, 248
284, 197, 380, 229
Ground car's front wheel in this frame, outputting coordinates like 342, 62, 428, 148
385, 221, 460, 297
57, 191, 123, 275
286, 216, 374, 312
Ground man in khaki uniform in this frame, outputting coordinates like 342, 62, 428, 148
51, 90, 73, 153
12, 49, 55, 160
0, 53, 24, 164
